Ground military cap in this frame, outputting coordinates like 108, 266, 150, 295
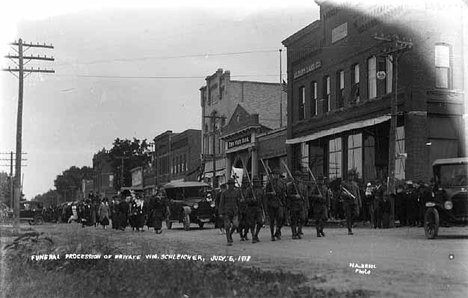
226, 178, 235, 185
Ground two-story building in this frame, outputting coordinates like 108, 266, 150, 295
282, 0, 466, 188
201, 69, 287, 187
92, 149, 117, 198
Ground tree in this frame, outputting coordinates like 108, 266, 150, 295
108, 138, 151, 190
54, 166, 93, 202
33, 189, 60, 207
0, 172, 12, 207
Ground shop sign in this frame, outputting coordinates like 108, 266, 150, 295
332, 22, 348, 43
227, 135, 251, 149
293, 60, 322, 79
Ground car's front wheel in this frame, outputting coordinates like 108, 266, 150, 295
183, 214, 190, 231
34, 216, 44, 225
424, 207, 439, 239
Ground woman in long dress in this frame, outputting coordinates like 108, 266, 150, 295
99, 198, 111, 229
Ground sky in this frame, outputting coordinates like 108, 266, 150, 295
0, 0, 320, 198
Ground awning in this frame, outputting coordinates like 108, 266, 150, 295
286, 115, 391, 145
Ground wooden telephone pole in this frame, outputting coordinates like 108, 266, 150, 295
373, 33, 413, 195
203, 113, 226, 189
2, 39, 54, 231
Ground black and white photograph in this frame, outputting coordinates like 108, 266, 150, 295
1, 0, 467, 297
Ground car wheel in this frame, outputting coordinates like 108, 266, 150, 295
166, 220, 172, 230
34, 216, 44, 225
183, 214, 190, 231
424, 208, 439, 239
198, 222, 205, 229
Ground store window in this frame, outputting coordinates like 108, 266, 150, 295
299, 86, 306, 120
350, 64, 360, 104
329, 137, 342, 180
347, 133, 363, 179
368, 56, 377, 99
301, 142, 309, 172
108, 174, 114, 188
311, 81, 318, 116
364, 135, 376, 182
309, 143, 325, 176
435, 44, 451, 89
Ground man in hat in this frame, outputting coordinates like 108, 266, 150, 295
265, 168, 286, 241
238, 178, 250, 241
245, 176, 267, 243
286, 170, 307, 239
312, 174, 329, 237
405, 181, 418, 227
219, 178, 241, 246
341, 171, 361, 235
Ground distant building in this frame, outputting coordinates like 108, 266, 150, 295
149, 129, 202, 190
282, 0, 467, 185
201, 69, 287, 187
81, 179, 94, 199
92, 149, 117, 198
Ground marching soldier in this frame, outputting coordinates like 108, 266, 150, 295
245, 176, 267, 243
219, 178, 241, 246
286, 171, 307, 239
312, 175, 329, 237
265, 168, 286, 241
341, 172, 361, 235
238, 180, 250, 241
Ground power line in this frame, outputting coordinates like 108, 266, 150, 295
53, 49, 279, 67
47, 73, 287, 80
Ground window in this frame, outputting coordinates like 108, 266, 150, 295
368, 56, 377, 99
220, 86, 224, 100
108, 174, 114, 188
329, 137, 342, 180
309, 143, 324, 177
386, 55, 393, 93
395, 126, 405, 180
347, 133, 362, 179
337, 70, 345, 108
301, 142, 309, 172
183, 154, 187, 171
350, 64, 360, 104
299, 86, 306, 120
323, 76, 330, 113
172, 157, 175, 174
435, 44, 450, 89
364, 135, 376, 181
310, 81, 318, 116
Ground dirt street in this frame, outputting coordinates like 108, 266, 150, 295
7, 222, 468, 298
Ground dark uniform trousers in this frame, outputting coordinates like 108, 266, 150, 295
223, 212, 239, 243
289, 198, 304, 238
343, 200, 356, 232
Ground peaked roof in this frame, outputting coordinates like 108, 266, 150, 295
221, 104, 270, 138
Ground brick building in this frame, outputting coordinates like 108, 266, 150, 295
201, 69, 287, 187
92, 149, 117, 198
150, 129, 202, 188
282, 0, 467, 187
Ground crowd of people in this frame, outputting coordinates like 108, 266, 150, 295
39, 170, 435, 247
43, 188, 169, 233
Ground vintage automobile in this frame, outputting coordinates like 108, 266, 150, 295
20, 200, 45, 225
164, 181, 215, 230
424, 157, 468, 239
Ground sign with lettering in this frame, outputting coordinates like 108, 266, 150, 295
293, 61, 322, 79
332, 22, 348, 43
227, 135, 251, 149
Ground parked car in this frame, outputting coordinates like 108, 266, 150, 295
424, 157, 468, 239
164, 181, 215, 230
20, 201, 45, 225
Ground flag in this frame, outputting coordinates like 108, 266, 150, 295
282, 80, 287, 92
231, 167, 243, 187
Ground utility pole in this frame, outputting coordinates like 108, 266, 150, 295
203, 113, 226, 189
116, 156, 130, 189
3, 39, 54, 232
0, 152, 27, 208
279, 49, 283, 128
373, 34, 413, 196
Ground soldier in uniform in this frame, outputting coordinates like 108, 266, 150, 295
265, 168, 286, 241
245, 176, 267, 243
238, 180, 250, 241
341, 172, 361, 235
312, 175, 329, 237
219, 178, 240, 246
286, 171, 307, 239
